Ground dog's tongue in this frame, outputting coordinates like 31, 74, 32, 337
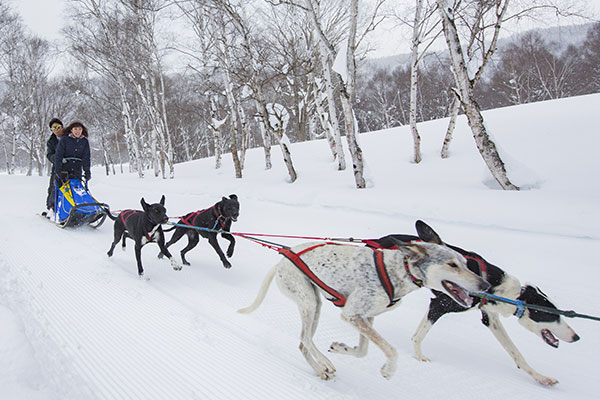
442, 281, 473, 308
542, 329, 559, 348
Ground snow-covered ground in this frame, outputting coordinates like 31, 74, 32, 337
1, 94, 599, 400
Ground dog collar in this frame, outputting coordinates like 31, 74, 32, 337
404, 256, 424, 288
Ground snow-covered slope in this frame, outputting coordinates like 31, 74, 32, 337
1, 94, 599, 400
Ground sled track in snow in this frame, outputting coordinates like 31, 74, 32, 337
0, 233, 384, 400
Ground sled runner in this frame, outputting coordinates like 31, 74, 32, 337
50, 175, 110, 228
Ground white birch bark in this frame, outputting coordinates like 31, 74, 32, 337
409, 0, 424, 164
338, 0, 366, 188
440, 93, 460, 158
209, 95, 224, 170
254, 99, 272, 170
311, 74, 337, 160
317, 41, 346, 171
437, 0, 518, 190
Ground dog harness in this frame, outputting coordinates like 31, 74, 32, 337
119, 209, 154, 242
179, 206, 229, 231
280, 243, 399, 308
363, 240, 424, 288
464, 254, 488, 306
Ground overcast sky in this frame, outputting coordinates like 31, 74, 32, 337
11, 0, 600, 60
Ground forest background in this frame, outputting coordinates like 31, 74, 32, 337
1, 0, 599, 190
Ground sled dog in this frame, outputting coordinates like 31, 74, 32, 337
107, 195, 181, 277
371, 225, 580, 386
238, 221, 489, 380
160, 194, 239, 268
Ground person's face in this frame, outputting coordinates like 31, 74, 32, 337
50, 123, 63, 136
72, 126, 83, 137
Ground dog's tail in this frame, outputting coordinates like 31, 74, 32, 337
105, 209, 117, 220
237, 266, 277, 314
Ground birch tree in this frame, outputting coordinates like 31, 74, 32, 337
436, 0, 518, 190
216, 0, 298, 182
66, 0, 145, 177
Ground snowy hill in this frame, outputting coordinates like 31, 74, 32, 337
1, 94, 599, 400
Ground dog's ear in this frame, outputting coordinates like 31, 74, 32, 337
141, 197, 149, 211
229, 194, 238, 200
415, 220, 443, 244
160, 195, 165, 206
401, 244, 428, 262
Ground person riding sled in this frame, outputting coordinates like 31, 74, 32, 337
43, 118, 65, 217
54, 121, 91, 184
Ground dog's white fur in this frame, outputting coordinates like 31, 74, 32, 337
238, 241, 489, 380
412, 273, 579, 386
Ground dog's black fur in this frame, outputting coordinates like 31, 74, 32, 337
371, 230, 564, 333
107, 195, 180, 277
368, 220, 580, 385
160, 194, 239, 269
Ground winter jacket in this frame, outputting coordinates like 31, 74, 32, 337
54, 134, 91, 179
46, 134, 59, 167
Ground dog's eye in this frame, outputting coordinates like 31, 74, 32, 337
448, 262, 459, 269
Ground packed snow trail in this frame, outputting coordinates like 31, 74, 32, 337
1, 95, 600, 399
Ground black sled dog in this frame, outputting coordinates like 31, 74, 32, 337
160, 194, 239, 269
367, 221, 580, 386
107, 195, 182, 277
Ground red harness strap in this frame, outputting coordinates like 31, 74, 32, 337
119, 210, 153, 242
179, 206, 227, 230
465, 254, 488, 305
280, 243, 398, 308
279, 243, 347, 307
119, 209, 139, 225
373, 249, 398, 307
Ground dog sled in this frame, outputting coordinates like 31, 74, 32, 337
47, 175, 110, 228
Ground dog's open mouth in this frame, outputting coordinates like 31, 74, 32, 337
541, 329, 559, 348
442, 280, 473, 308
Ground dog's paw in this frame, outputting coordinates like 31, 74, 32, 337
414, 354, 431, 362
317, 363, 336, 380
227, 248, 234, 258
329, 342, 366, 357
170, 259, 182, 271
157, 252, 164, 259
535, 375, 558, 386
381, 362, 396, 380
318, 370, 336, 380
224, 261, 232, 269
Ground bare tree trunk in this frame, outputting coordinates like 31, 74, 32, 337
254, 99, 272, 170
409, 0, 424, 164
338, 0, 366, 188
209, 95, 224, 169
311, 72, 337, 160
318, 40, 345, 170
437, 0, 518, 190
118, 83, 144, 178
441, 93, 460, 158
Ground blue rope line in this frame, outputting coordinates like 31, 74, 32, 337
471, 292, 600, 321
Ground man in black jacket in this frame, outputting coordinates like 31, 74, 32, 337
44, 118, 64, 215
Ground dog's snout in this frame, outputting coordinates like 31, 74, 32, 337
480, 280, 491, 292
572, 334, 581, 342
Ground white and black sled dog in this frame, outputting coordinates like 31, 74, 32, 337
369, 224, 580, 386
238, 221, 489, 380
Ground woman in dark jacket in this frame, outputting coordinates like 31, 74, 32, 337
54, 121, 91, 181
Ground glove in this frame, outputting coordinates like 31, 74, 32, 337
84, 171, 91, 181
